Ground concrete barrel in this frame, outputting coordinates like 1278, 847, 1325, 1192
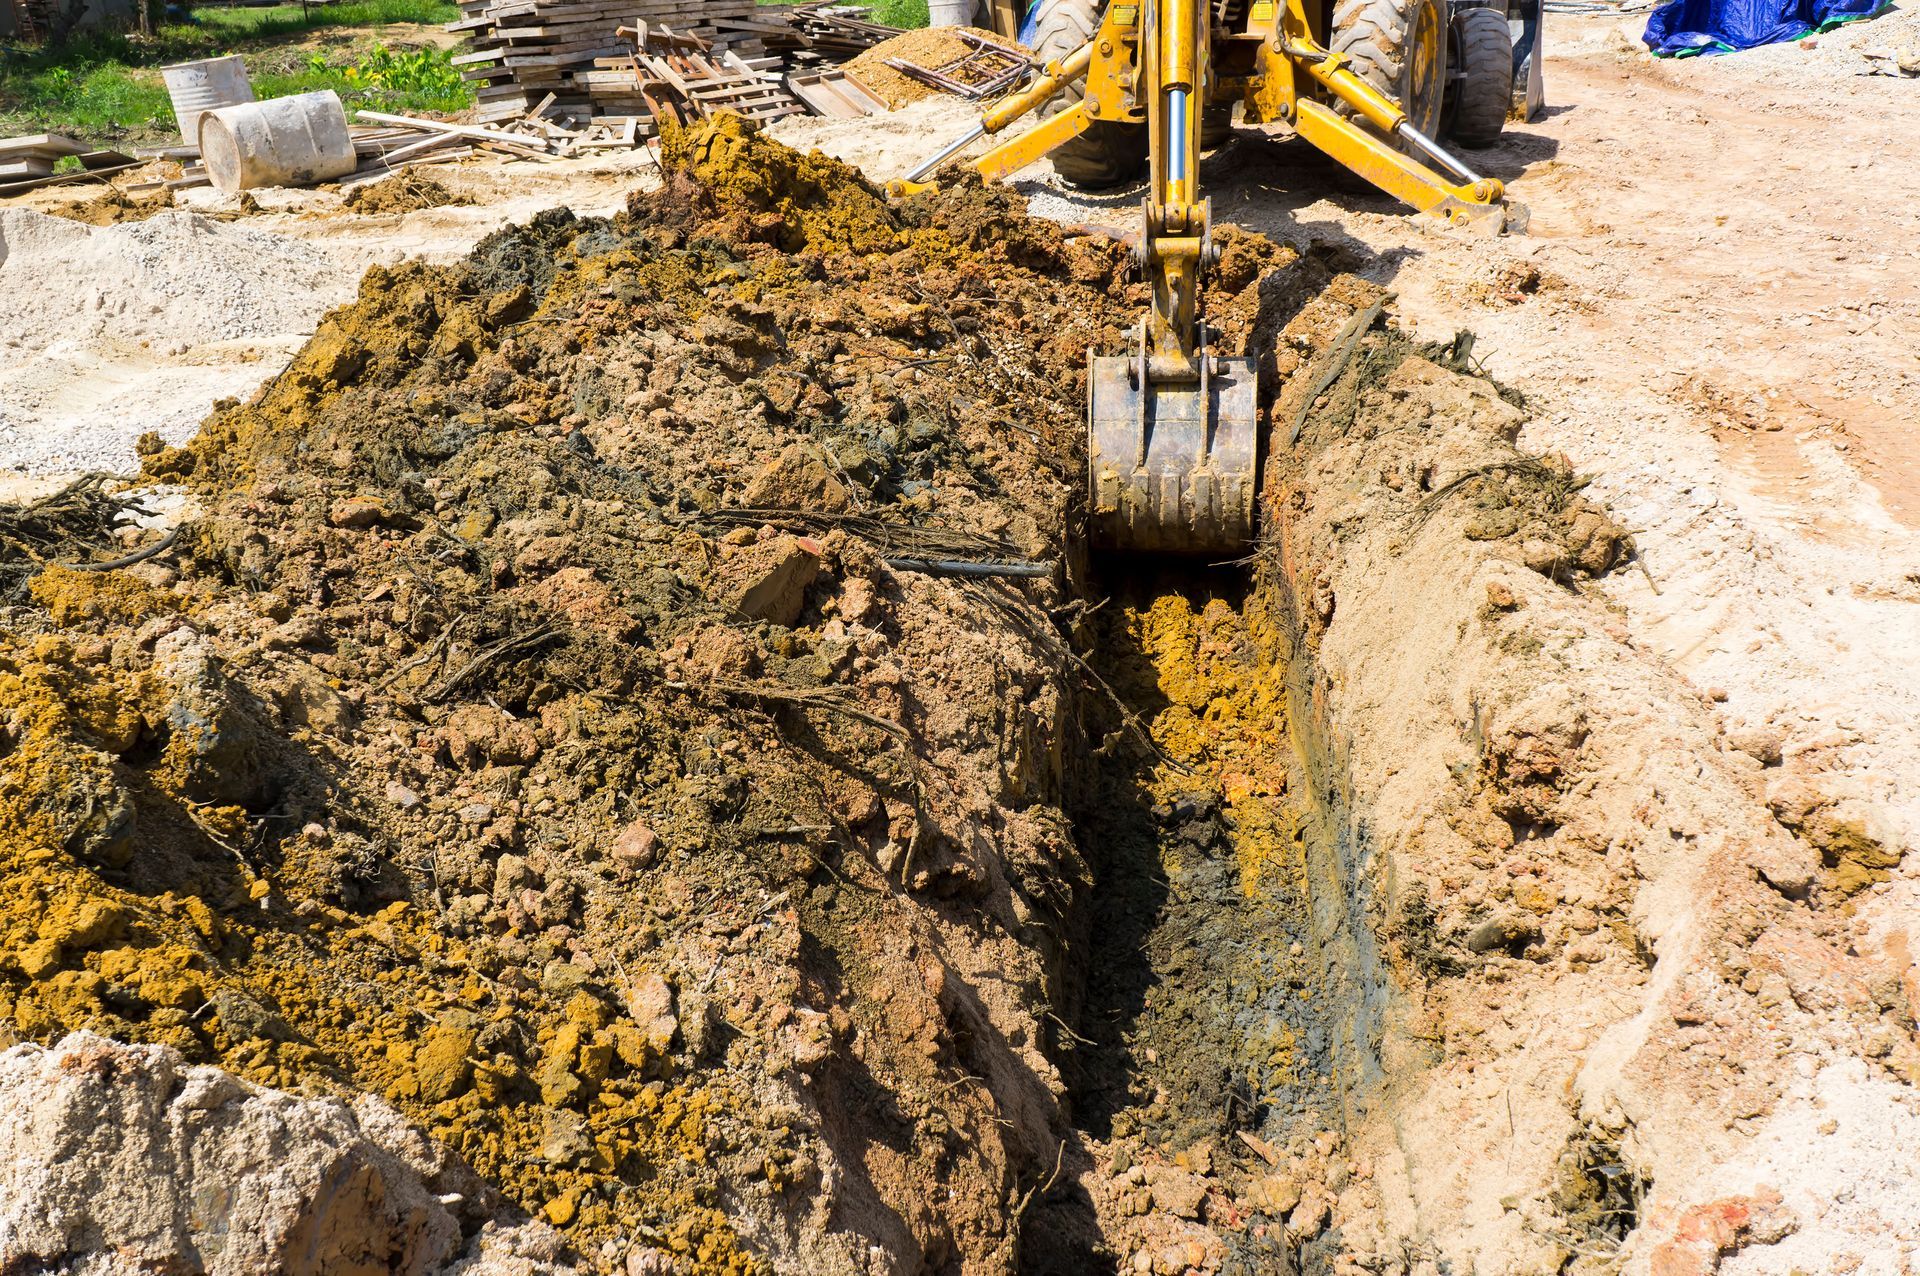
928, 0, 979, 25
198, 91, 358, 192
161, 55, 255, 144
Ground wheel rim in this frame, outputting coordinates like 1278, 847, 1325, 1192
1405, 0, 1446, 136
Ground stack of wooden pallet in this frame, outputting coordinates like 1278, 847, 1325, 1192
450, 0, 767, 123
593, 22, 806, 129
712, 2, 898, 69
6, 0, 54, 43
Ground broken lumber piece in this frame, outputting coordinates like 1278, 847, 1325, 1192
354, 109, 559, 152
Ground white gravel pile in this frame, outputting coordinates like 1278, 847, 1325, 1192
0, 208, 351, 348
0, 209, 361, 476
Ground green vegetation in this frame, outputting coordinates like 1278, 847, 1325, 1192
0, 0, 467, 144
865, 0, 930, 27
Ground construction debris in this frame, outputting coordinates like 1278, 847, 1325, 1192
613, 23, 805, 127
450, 0, 767, 123
1, 134, 88, 181
341, 106, 651, 186
714, 1, 900, 67
785, 66, 890, 117
844, 24, 1025, 107
449, 0, 902, 126
0, 135, 140, 198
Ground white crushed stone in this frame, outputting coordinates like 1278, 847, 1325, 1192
0, 209, 361, 476
1715, 1058, 1920, 1274
0, 208, 351, 348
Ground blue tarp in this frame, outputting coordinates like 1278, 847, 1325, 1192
1017, 1, 1041, 48
1644, 0, 1886, 55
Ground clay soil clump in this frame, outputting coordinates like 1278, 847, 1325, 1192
343, 172, 475, 215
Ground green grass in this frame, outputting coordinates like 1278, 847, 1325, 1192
194, 0, 461, 38
866, 0, 929, 26
0, 0, 467, 144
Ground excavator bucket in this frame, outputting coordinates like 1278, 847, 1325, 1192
1087, 351, 1260, 554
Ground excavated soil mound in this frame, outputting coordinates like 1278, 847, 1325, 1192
0, 115, 1323, 1274
0, 112, 1676, 1276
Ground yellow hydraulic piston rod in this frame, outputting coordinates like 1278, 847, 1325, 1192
1285, 38, 1499, 196
1142, 0, 1208, 382
889, 40, 1098, 191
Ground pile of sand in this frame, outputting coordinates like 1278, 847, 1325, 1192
845, 25, 1027, 107
0, 209, 350, 351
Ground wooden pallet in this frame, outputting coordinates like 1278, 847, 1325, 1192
786, 67, 887, 118
713, 3, 896, 67
7, 0, 54, 42
451, 0, 769, 120
615, 22, 805, 125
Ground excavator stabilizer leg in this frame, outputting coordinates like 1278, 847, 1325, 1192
1088, 351, 1260, 554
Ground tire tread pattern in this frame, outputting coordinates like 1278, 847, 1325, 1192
1447, 6, 1513, 148
1031, 0, 1150, 189
1330, 0, 1446, 140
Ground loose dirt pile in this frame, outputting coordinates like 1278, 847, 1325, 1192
0, 208, 361, 475
845, 27, 1025, 108
0, 115, 1314, 1274
45, 186, 181, 226
344, 173, 476, 215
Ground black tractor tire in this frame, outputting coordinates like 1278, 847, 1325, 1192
1030, 0, 1149, 189
1330, 0, 1449, 143
1446, 5, 1514, 148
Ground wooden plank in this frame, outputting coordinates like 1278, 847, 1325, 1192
787, 68, 886, 118
354, 110, 557, 154
987, 0, 1018, 40
0, 160, 142, 198
0, 133, 88, 158
77, 149, 138, 170
338, 146, 477, 189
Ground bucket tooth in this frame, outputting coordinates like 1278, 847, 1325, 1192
1087, 354, 1260, 554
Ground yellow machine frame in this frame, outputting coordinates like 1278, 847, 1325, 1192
890, 0, 1509, 378
889, 0, 1515, 552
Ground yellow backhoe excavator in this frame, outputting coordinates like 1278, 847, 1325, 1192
891, 0, 1531, 554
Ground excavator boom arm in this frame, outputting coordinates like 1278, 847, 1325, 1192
889, 0, 1516, 552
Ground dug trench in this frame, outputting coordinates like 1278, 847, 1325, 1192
0, 115, 1909, 1276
